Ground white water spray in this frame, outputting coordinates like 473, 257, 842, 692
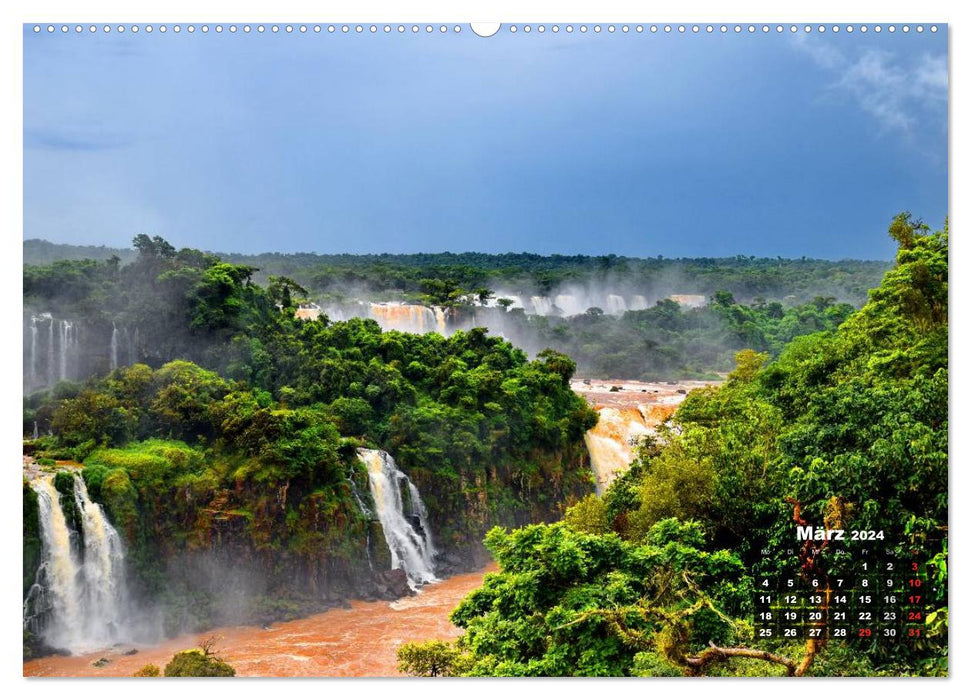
357, 449, 437, 589
110, 323, 119, 370
25, 473, 136, 653
27, 476, 83, 649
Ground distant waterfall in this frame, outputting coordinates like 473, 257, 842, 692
57, 321, 79, 381
29, 317, 38, 387
24, 473, 132, 653
25, 316, 138, 393
110, 323, 119, 370
530, 296, 552, 315
25, 315, 83, 392
605, 294, 628, 315
46, 316, 55, 386
433, 307, 447, 335
357, 449, 437, 589
369, 303, 444, 335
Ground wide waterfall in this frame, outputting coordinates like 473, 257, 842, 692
369, 302, 448, 335
24, 315, 139, 392
357, 449, 437, 589
24, 473, 134, 653
24, 315, 82, 391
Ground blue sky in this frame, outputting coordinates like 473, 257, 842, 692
23, 25, 947, 259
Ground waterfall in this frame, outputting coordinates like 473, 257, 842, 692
110, 323, 119, 370
29, 317, 38, 388
24, 473, 132, 653
433, 307, 447, 335
369, 303, 440, 335
530, 296, 552, 315
25, 315, 92, 392
606, 294, 628, 315
26, 476, 84, 650
56, 320, 79, 382
584, 407, 652, 494
58, 321, 68, 380
73, 477, 129, 645
357, 449, 437, 589
554, 294, 583, 316
46, 316, 55, 386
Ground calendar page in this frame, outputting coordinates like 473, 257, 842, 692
21, 14, 948, 680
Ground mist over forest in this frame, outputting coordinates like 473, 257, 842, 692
23, 238, 890, 381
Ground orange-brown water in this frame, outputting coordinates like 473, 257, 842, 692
369, 303, 446, 334
24, 566, 494, 678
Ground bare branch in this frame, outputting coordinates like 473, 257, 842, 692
684, 644, 798, 676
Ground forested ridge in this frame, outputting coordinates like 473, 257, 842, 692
396, 214, 948, 677
24, 235, 875, 380
24, 237, 890, 308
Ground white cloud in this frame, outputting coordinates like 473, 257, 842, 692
793, 34, 947, 137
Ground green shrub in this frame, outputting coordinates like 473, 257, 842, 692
163, 645, 235, 677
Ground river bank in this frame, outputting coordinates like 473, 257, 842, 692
24, 565, 494, 677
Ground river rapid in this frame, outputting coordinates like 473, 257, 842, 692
24, 565, 494, 677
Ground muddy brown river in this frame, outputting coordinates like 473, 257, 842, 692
24, 566, 493, 678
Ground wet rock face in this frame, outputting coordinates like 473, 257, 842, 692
372, 568, 412, 599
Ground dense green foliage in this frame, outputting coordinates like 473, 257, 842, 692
163, 646, 236, 677
25, 238, 889, 305
397, 640, 474, 677
400, 214, 948, 677
505, 295, 854, 380
449, 519, 749, 676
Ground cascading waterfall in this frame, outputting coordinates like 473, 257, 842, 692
110, 323, 119, 370
554, 294, 583, 316
369, 302, 445, 335
357, 449, 437, 589
530, 296, 552, 315
29, 316, 38, 388
605, 294, 628, 315
26, 315, 82, 391
24, 473, 133, 653
73, 477, 129, 645
46, 315, 55, 386
583, 407, 652, 494
58, 320, 78, 381
24, 476, 83, 648
25, 315, 137, 392
433, 307, 447, 335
